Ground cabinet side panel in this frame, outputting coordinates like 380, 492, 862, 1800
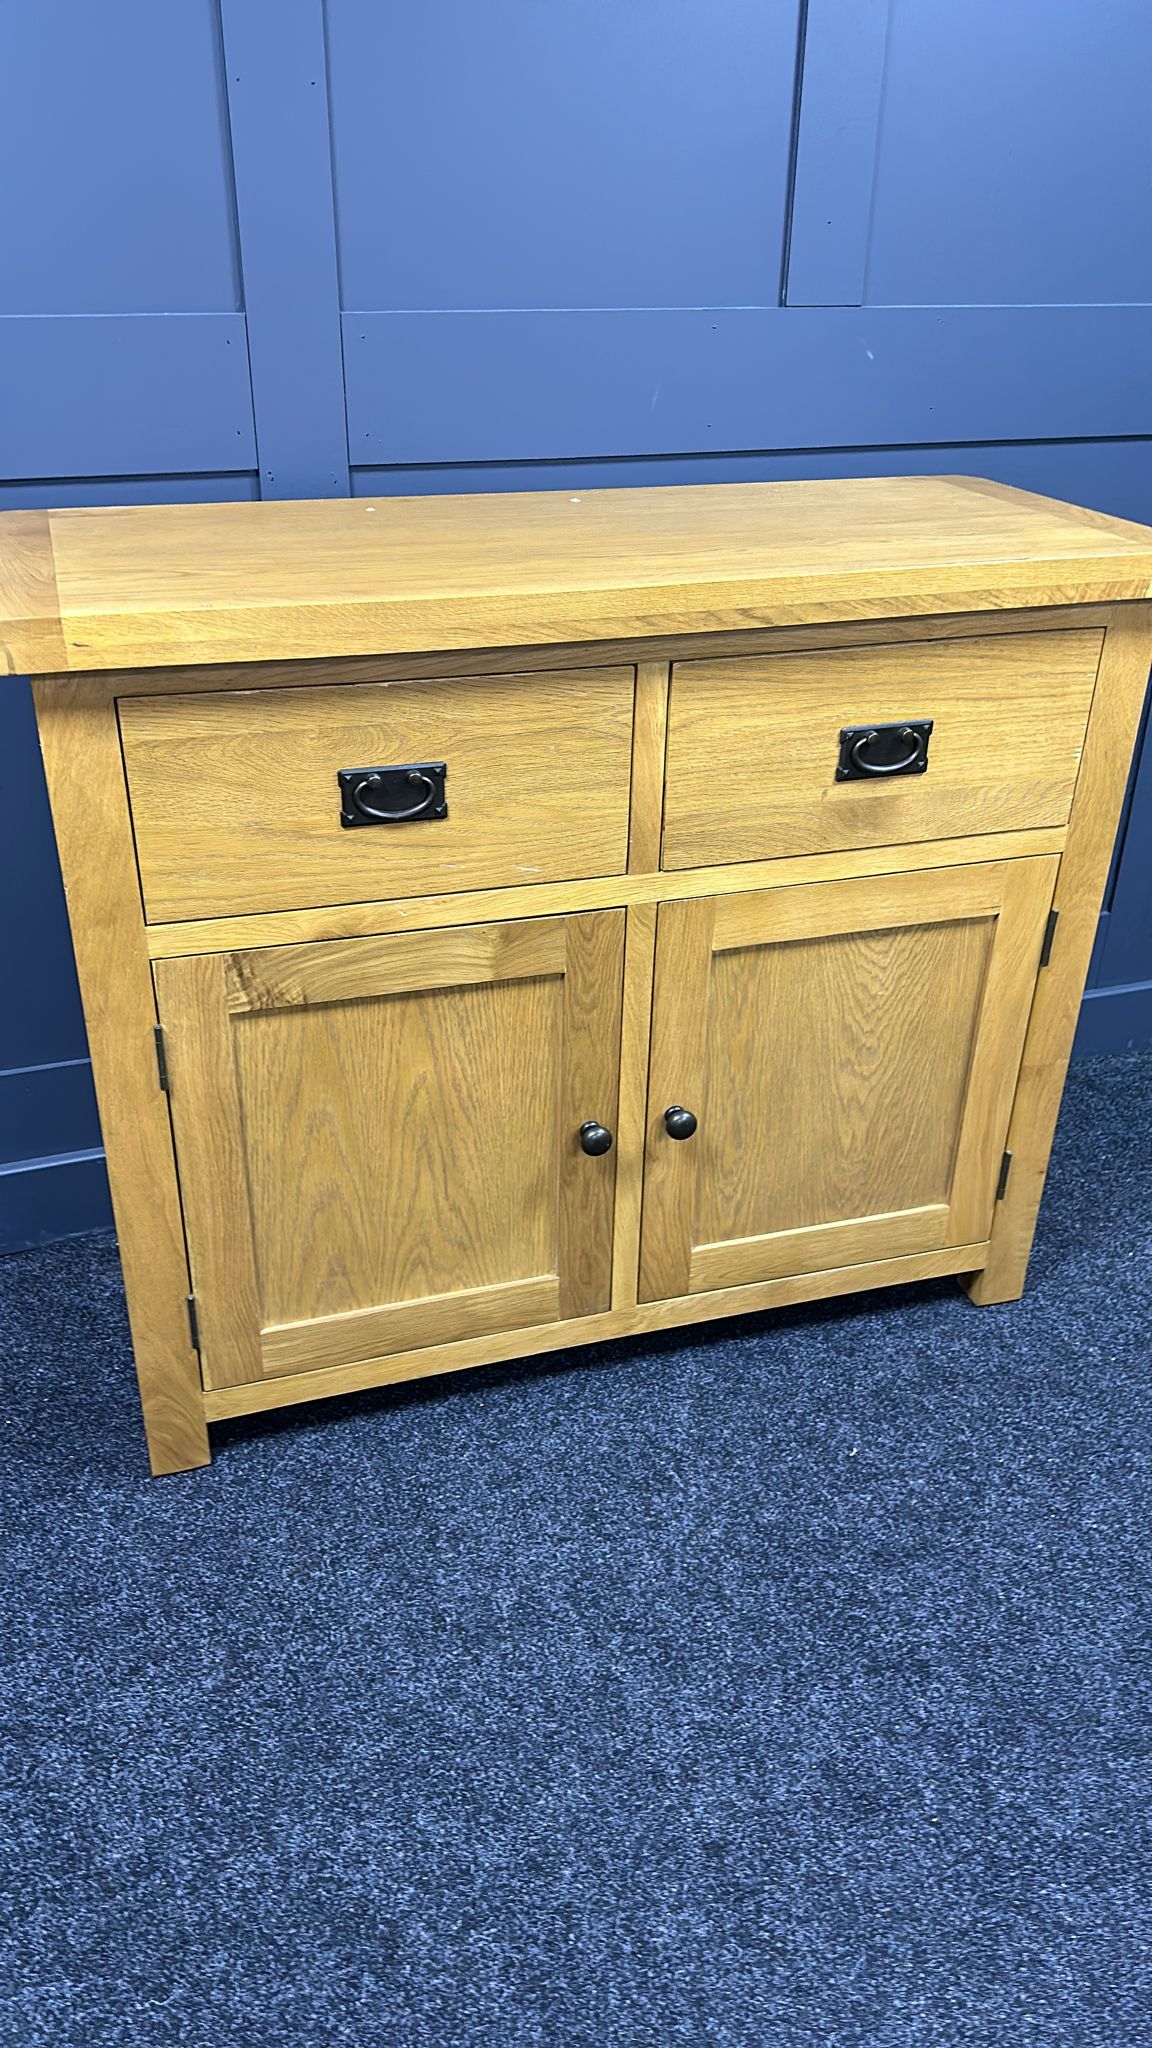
31, 679, 209, 1474
969, 605, 1152, 1301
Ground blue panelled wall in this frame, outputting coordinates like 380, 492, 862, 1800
2, 0, 1151, 1251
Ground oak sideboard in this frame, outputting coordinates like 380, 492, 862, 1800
5, 476, 1151, 1473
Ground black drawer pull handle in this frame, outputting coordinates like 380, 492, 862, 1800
664, 1105, 698, 1140
353, 770, 437, 822
850, 727, 923, 776
836, 720, 933, 782
579, 1121, 614, 1156
338, 761, 448, 828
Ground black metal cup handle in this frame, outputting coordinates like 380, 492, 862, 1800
849, 726, 927, 777
349, 770, 438, 822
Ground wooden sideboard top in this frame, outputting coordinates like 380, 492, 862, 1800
6, 475, 1152, 678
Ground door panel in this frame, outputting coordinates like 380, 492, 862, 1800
639, 858, 1057, 1302
156, 910, 624, 1388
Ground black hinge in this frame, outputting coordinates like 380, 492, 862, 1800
154, 1025, 170, 1093
996, 1150, 1013, 1202
186, 1294, 201, 1354
1039, 907, 1060, 968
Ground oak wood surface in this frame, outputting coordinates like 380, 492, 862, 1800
202, 1238, 991, 1422
153, 911, 623, 1388
31, 680, 210, 1474
695, 919, 993, 1241
690, 1206, 950, 1293
260, 1277, 560, 1378
237, 976, 559, 1337
142, 826, 1068, 958
0, 512, 65, 675
942, 858, 1060, 1244
221, 918, 567, 1011
969, 604, 1152, 1302
81, 600, 1120, 700
627, 661, 671, 874
639, 858, 1058, 1304
150, 954, 265, 1387
119, 667, 634, 922
557, 909, 626, 1319
610, 904, 659, 1312
638, 898, 715, 1302
7, 479, 1152, 676
663, 629, 1102, 868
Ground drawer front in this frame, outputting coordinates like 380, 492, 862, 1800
661, 629, 1103, 870
120, 667, 635, 921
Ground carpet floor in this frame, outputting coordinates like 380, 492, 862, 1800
2, 1052, 1151, 2047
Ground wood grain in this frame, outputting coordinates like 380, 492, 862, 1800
144, 826, 1068, 959
119, 667, 634, 922
969, 604, 1152, 1302
663, 629, 1103, 868
236, 973, 560, 1329
637, 898, 716, 1303
222, 918, 567, 1012
627, 660, 671, 873
557, 911, 625, 1319
690, 1206, 950, 1292
202, 1239, 991, 1421
151, 911, 621, 1388
695, 918, 993, 1244
712, 863, 1007, 950
950, 477, 1152, 550
7, 479, 1152, 675
944, 856, 1058, 1244
89, 600, 1120, 700
639, 858, 1059, 1306
260, 1276, 559, 1377
31, 680, 210, 1473
152, 954, 264, 1390
611, 904, 659, 1312
0, 512, 65, 674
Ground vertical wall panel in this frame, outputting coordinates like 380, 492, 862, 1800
0, 6, 256, 481
864, 0, 1152, 306
784, 0, 891, 306
0, 2, 240, 315
327, 0, 802, 312
217, 0, 349, 496
787, 0, 1152, 310
0, 4, 267, 1249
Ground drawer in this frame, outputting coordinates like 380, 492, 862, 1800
119, 666, 635, 921
661, 629, 1103, 870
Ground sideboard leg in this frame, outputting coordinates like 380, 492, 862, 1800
132, 1353, 211, 1476
33, 679, 212, 1475
965, 604, 1152, 1308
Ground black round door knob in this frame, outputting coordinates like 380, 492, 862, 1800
664, 1104, 698, 1140
579, 1121, 614, 1156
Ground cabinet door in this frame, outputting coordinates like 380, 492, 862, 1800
155, 912, 623, 1389
639, 859, 1057, 1303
